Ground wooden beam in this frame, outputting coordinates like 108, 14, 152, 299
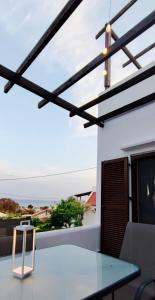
39, 11, 155, 110
104, 25, 111, 88
4, 0, 84, 93
74, 65, 155, 122
38, 52, 104, 109
84, 93, 155, 128
112, 30, 141, 69
0, 64, 103, 127
123, 42, 155, 68
95, 0, 138, 39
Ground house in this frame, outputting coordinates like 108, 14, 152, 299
32, 209, 51, 221
74, 191, 91, 202
0, 212, 7, 218
74, 188, 96, 207
96, 61, 155, 257
74, 190, 96, 225
85, 191, 96, 207
83, 191, 96, 226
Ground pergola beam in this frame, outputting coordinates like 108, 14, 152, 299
95, 0, 138, 39
0, 64, 103, 127
84, 93, 155, 128
69, 12, 155, 117
75, 65, 155, 124
38, 11, 155, 111
4, 0, 84, 94
123, 42, 155, 68
111, 30, 141, 69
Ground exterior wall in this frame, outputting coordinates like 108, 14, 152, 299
83, 209, 96, 226
96, 61, 155, 223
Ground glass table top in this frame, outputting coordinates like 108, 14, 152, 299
0, 245, 140, 300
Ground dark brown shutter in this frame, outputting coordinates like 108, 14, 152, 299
101, 157, 129, 257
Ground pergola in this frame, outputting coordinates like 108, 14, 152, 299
0, 0, 154, 128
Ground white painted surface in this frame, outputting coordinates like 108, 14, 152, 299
96, 61, 155, 223
83, 210, 96, 226
36, 224, 100, 252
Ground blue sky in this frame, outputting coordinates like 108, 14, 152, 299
0, 0, 154, 201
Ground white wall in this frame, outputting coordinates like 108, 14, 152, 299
96, 61, 155, 222
83, 210, 96, 226
36, 224, 100, 252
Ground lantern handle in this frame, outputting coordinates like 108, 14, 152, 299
20, 220, 30, 226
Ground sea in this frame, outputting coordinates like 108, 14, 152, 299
15, 199, 60, 208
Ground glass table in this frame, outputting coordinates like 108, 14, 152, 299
0, 245, 140, 300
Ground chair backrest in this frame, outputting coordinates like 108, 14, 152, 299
0, 217, 32, 236
120, 222, 155, 280
0, 217, 33, 256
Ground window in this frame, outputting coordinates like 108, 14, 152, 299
132, 152, 155, 224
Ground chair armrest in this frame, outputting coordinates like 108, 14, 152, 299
134, 278, 155, 300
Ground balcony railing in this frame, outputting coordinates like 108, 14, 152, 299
36, 224, 100, 252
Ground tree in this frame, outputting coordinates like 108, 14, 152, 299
31, 217, 41, 227
0, 198, 20, 214
50, 197, 85, 229
27, 204, 33, 209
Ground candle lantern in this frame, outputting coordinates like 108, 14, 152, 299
12, 220, 36, 279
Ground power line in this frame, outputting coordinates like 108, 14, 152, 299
0, 191, 55, 201
0, 167, 96, 181
108, 0, 112, 21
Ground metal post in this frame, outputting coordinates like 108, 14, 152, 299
21, 230, 26, 276
32, 229, 36, 270
12, 227, 17, 270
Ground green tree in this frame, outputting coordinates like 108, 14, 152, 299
32, 218, 51, 232
31, 217, 41, 227
50, 197, 85, 229
27, 204, 33, 209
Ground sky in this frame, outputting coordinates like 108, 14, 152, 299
0, 0, 154, 201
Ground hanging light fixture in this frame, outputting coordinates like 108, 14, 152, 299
106, 23, 111, 33
103, 69, 107, 76
102, 47, 108, 55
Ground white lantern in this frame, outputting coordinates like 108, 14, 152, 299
12, 220, 36, 279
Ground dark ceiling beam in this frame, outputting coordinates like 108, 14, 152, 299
76, 65, 155, 124
0, 64, 103, 127
74, 65, 155, 123
95, 0, 138, 39
111, 30, 141, 69
38, 11, 155, 111
84, 93, 155, 128
4, 0, 84, 94
123, 42, 155, 68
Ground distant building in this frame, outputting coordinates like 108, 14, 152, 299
74, 189, 96, 226
32, 209, 51, 221
0, 212, 7, 218
74, 191, 91, 202
85, 192, 96, 207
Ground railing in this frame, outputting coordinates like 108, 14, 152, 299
36, 224, 100, 252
